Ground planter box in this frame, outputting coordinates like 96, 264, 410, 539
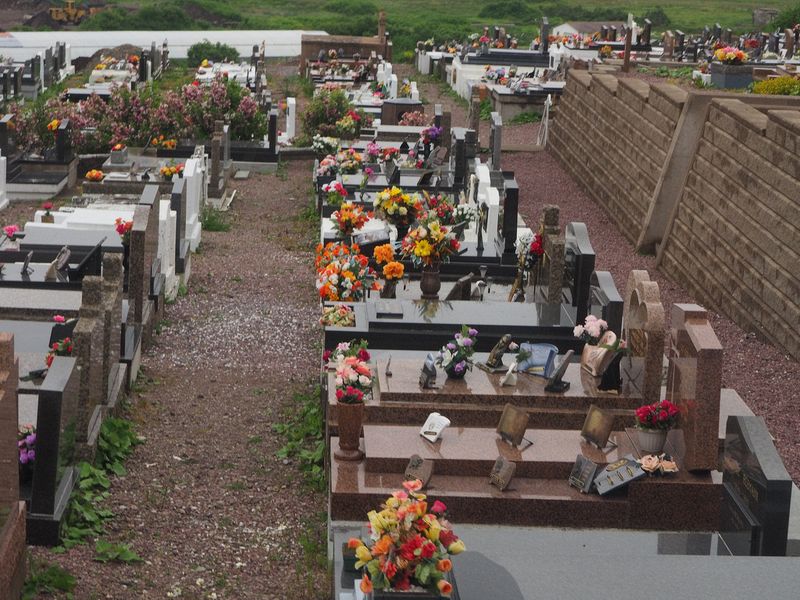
710, 63, 753, 89
110, 147, 129, 164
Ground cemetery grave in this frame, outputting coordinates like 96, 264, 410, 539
0, 10, 799, 597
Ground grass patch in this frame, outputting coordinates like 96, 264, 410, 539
200, 205, 231, 232
94, 540, 143, 564
23, 559, 76, 599
479, 98, 493, 121
509, 111, 542, 125
273, 385, 325, 491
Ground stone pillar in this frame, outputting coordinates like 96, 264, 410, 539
73, 277, 104, 457
101, 253, 123, 403
209, 121, 222, 196
285, 97, 297, 140
489, 112, 502, 170
667, 304, 723, 471
469, 93, 481, 135
0, 332, 18, 507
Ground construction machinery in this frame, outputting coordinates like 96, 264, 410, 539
48, 1, 104, 25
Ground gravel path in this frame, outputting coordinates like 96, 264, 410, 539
29, 161, 329, 599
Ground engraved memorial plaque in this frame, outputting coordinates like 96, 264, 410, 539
404, 454, 434, 487
489, 456, 516, 491
580, 404, 615, 449
496, 403, 530, 448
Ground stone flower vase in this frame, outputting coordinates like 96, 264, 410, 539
335, 402, 364, 461
637, 428, 668, 454
40, 214, 55, 224
420, 265, 441, 300
380, 280, 397, 299
444, 364, 467, 379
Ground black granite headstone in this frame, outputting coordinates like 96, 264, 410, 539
540, 17, 550, 53
721, 416, 792, 556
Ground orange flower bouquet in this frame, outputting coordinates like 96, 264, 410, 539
399, 215, 460, 269
85, 169, 104, 182
349, 479, 464, 597
316, 242, 380, 301
372, 244, 405, 298
332, 202, 371, 238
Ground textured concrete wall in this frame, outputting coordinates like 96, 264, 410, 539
660, 100, 800, 359
548, 70, 686, 244
549, 71, 800, 360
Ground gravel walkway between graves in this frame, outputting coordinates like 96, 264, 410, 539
28, 161, 330, 599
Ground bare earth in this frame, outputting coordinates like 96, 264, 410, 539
7, 59, 796, 598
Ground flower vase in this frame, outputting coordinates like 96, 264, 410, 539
423, 143, 431, 160
40, 214, 54, 224
18, 463, 34, 486
637, 428, 668, 454
597, 352, 623, 392
380, 280, 397, 299
335, 402, 364, 461
395, 224, 410, 242
121, 241, 130, 288
368, 570, 456, 599
420, 266, 441, 300
444, 365, 467, 379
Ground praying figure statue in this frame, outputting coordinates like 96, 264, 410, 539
486, 334, 512, 369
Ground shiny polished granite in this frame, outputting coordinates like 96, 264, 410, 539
331, 523, 800, 600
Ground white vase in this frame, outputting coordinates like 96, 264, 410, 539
637, 429, 668, 454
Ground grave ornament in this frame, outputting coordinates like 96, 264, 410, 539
489, 456, 517, 491
419, 412, 450, 443
496, 403, 532, 449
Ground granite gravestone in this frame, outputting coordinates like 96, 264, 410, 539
721, 416, 792, 556
0, 333, 19, 508
622, 271, 665, 404
666, 304, 722, 472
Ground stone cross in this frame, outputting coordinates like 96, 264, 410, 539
622, 271, 665, 404
0, 332, 18, 507
666, 304, 723, 472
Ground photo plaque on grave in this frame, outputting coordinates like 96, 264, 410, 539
489, 456, 516, 491
496, 403, 531, 449
580, 404, 616, 450
405, 454, 434, 487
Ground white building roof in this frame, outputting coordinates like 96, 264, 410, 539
0, 30, 328, 62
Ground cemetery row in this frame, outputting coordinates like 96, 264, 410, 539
303, 61, 800, 598
0, 48, 283, 589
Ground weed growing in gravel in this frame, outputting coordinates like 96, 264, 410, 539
509, 111, 542, 125
22, 559, 76, 599
94, 539, 143, 564
56, 418, 142, 551
479, 98, 493, 121
178, 283, 189, 297
276, 160, 289, 181
200, 205, 231, 232
273, 386, 326, 490
155, 319, 171, 335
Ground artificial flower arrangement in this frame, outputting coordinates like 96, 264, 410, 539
336, 148, 364, 174
638, 453, 679, 475
323, 339, 370, 365
373, 186, 423, 228
316, 242, 380, 301
18, 424, 36, 467
159, 162, 185, 179
398, 149, 424, 169
151, 135, 177, 149
423, 192, 459, 225
320, 304, 356, 327
335, 111, 360, 138
3, 224, 19, 239
115, 217, 133, 244
47, 118, 60, 133
372, 244, 405, 282
322, 181, 348, 208
331, 202, 371, 238
573, 315, 609, 345
85, 169, 104, 182
370, 80, 389, 98
312, 134, 340, 157
315, 241, 359, 271
42, 201, 54, 217
398, 111, 432, 127
599, 45, 613, 59
522, 231, 544, 270
46, 337, 74, 368
714, 46, 747, 64
635, 399, 680, 431
111, 143, 126, 152
366, 140, 382, 162
349, 479, 464, 597
435, 325, 478, 376
334, 355, 373, 403
483, 65, 507, 83
317, 154, 339, 178
420, 125, 443, 145
399, 215, 461, 269
479, 35, 491, 44
381, 146, 400, 163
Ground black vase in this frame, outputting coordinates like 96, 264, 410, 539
598, 353, 623, 392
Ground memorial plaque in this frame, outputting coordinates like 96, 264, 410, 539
489, 456, 516, 491
496, 403, 530, 448
419, 412, 450, 443
593, 455, 646, 496
580, 404, 615, 449
405, 454, 434, 487
21, 251, 33, 275
569, 455, 599, 493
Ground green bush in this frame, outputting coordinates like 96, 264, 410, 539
771, 5, 800, 30
187, 39, 240, 67
752, 76, 800, 96
301, 88, 353, 139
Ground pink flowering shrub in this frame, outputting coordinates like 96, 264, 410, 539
8, 77, 267, 154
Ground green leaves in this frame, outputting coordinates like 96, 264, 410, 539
273, 385, 327, 490
94, 540, 143, 564
22, 559, 76, 599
